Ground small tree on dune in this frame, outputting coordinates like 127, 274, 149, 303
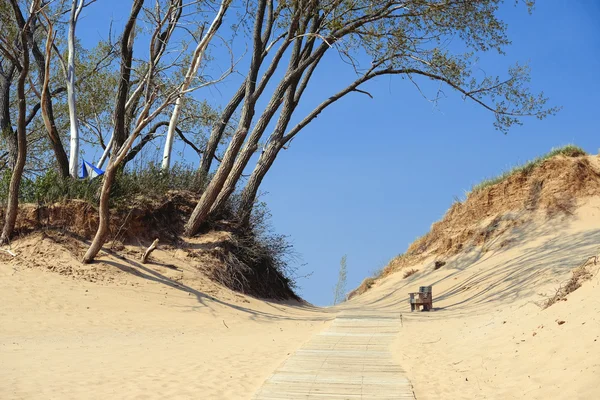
333, 255, 348, 305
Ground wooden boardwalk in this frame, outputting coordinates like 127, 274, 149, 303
253, 310, 415, 399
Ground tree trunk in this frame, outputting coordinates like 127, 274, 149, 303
185, 0, 271, 235
97, 134, 113, 168
0, 62, 17, 170
113, 0, 144, 151
198, 82, 245, 175
39, 84, 70, 178
207, 92, 286, 216
31, 43, 70, 177
1, 22, 30, 244
161, 96, 181, 170
82, 160, 116, 262
184, 128, 248, 236
201, 12, 315, 219
209, 74, 302, 217
81, 0, 144, 262
67, 0, 84, 177
237, 139, 282, 227
197, 0, 273, 177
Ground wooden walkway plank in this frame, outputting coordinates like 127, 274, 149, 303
253, 311, 415, 399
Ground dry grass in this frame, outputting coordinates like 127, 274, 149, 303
544, 256, 597, 308
470, 144, 586, 194
406, 152, 599, 260
346, 277, 375, 300
403, 269, 418, 279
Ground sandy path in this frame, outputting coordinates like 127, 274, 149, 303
253, 309, 415, 399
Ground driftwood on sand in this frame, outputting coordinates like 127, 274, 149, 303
141, 238, 159, 263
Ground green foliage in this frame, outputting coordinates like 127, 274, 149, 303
111, 163, 208, 205
243, 199, 299, 291
31, 169, 102, 205
0, 163, 207, 207
470, 145, 586, 195
333, 254, 348, 305
307, 0, 557, 133
209, 196, 299, 298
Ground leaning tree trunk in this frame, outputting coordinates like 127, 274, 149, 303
81, 0, 144, 262
161, 96, 182, 170
209, 71, 303, 217
200, 13, 317, 221
237, 139, 283, 228
97, 134, 113, 168
184, 128, 249, 236
185, 0, 272, 236
1, 25, 30, 245
208, 85, 293, 217
82, 160, 117, 262
113, 0, 144, 151
198, 82, 246, 175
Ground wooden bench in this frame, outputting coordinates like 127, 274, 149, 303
409, 285, 433, 312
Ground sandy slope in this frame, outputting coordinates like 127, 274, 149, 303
346, 198, 600, 399
0, 243, 331, 399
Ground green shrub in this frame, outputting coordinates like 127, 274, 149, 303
0, 163, 208, 207
111, 163, 208, 206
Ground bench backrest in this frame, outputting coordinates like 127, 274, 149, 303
419, 285, 432, 293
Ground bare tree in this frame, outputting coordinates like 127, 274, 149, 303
83, 0, 231, 262
0, 0, 40, 244
333, 255, 348, 305
11, 0, 73, 177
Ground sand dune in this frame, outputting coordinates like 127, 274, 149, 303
346, 198, 600, 399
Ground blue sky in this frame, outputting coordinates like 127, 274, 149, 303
76, 1, 599, 305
